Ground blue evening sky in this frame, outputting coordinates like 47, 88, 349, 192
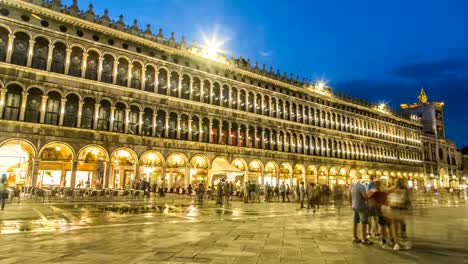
63, 0, 468, 146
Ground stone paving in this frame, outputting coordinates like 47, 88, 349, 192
0, 196, 467, 264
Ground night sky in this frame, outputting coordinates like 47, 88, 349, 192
63, 0, 468, 146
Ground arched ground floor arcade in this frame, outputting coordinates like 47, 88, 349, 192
0, 135, 428, 190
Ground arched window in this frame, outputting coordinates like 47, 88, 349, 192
230, 123, 238, 146
0, 27, 8, 62
32, 37, 49, 70
113, 103, 126, 133
239, 125, 246, 147
180, 114, 189, 140
128, 105, 139, 135
63, 94, 79, 127
116, 58, 128, 86
298, 105, 303, 123
291, 103, 297, 122
44, 91, 61, 125
97, 100, 111, 131
271, 130, 277, 151
212, 83, 221, 105
145, 65, 155, 92
130, 62, 142, 89
80, 97, 95, 129
284, 101, 290, 120
51, 42, 66, 74
12, 32, 29, 66
256, 127, 263, 149
168, 112, 177, 139
263, 96, 270, 116
69, 47, 83, 77
142, 108, 153, 136
305, 136, 310, 155
211, 119, 220, 144
240, 90, 246, 111
230, 87, 237, 110
278, 100, 284, 119
201, 118, 209, 143
157, 69, 167, 94
222, 84, 229, 107
2, 84, 22, 120
156, 110, 166, 138
256, 94, 262, 115
264, 129, 270, 149
192, 78, 201, 102
203, 80, 210, 103
170, 72, 179, 97
191, 116, 199, 141
271, 98, 276, 117
85, 50, 99, 80
221, 121, 228, 144
291, 134, 297, 153
181, 75, 190, 100
248, 92, 254, 113
284, 133, 291, 152
25, 88, 42, 123
101, 54, 114, 83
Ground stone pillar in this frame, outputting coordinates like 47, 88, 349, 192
228, 87, 232, 109
138, 111, 144, 134
153, 69, 158, 94
227, 123, 232, 145
64, 48, 72, 75
97, 56, 104, 82
141, 67, 146, 91
124, 108, 130, 133
46, 43, 54, 71
39, 95, 48, 123
59, 98, 67, 126
253, 127, 257, 148
26, 39, 35, 68
189, 79, 194, 101
0, 88, 6, 118
246, 126, 250, 147
177, 76, 182, 98
112, 60, 119, 85
108, 107, 115, 131
70, 160, 78, 188
261, 131, 265, 149
176, 117, 181, 139
208, 118, 213, 143
104, 161, 111, 188
276, 133, 281, 152
199, 119, 203, 142
31, 158, 41, 187
127, 64, 133, 88
76, 100, 84, 128
6, 34, 15, 63
93, 103, 100, 130
209, 83, 213, 104
152, 113, 157, 136
276, 101, 280, 118
188, 118, 193, 141
200, 82, 205, 103
81, 53, 89, 79
237, 90, 241, 110
166, 74, 171, 96
164, 116, 169, 138
237, 127, 241, 147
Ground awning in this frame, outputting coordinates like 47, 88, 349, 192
211, 159, 243, 175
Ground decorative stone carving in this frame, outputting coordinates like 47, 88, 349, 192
69, 0, 79, 16
51, 0, 61, 11
144, 24, 152, 35
262, 64, 267, 75
115, 15, 125, 30
180, 36, 187, 50
101, 9, 110, 26
131, 19, 139, 34
86, 4, 95, 21
169, 32, 176, 47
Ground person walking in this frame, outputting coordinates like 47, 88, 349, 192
286, 184, 291, 202
351, 175, 372, 245
334, 185, 344, 214
274, 185, 280, 202
280, 183, 286, 203
197, 183, 205, 204
0, 175, 8, 210
299, 182, 306, 209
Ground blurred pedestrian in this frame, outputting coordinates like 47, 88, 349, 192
299, 182, 306, 209
384, 179, 411, 251
0, 175, 8, 210
280, 182, 286, 203
351, 175, 372, 245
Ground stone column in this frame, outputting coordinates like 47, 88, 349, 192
246, 126, 250, 147
26, 39, 35, 67
188, 118, 193, 141
93, 103, 100, 130
261, 131, 265, 149
112, 61, 119, 85
237, 127, 241, 147
97, 56, 104, 82
253, 127, 257, 148
104, 161, 111, 188
177, 76, 182, 98
276, 133, 281, 152
39, 95, 48, 123
164, 116, 169, 138
46, 43, 54, 71
276, 100, 280, 118
209, 83, 213, 104
70, 160, 78, 188
109, 107, 115, 132
228, 87, 232, 109
64, 48, 72, 75
189, 79, 194, 101
59, 98, 67, 126
0, 88, 6, 118
166, 74, 171, 96
253, 95, 258, 114
200, 82, 205, 103
138, 111, 144, 135
152, 113, 157, 136
141, 67, 146, 91
127, 64, 133, 88
208, 118, 213, 143
153, 69, 158, 94
81, 53, 89, 79
124, 108, 130, 133
76, 100, 84, 128
30, 158, 41, 187
199, 119, 203, 142
227, 123, 232, 145
19, 92, 28, 121
176, 117, 181, 139
237, 90, 241, 110
6, 34, 15, 63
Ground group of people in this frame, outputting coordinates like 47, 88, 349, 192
351, 175, 412, 251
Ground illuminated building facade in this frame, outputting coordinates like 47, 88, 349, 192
0, 0, 455, 190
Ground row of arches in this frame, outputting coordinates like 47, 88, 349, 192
0, 138, 425, 189
0, 83, 423, 164
0, 26, 421, 146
